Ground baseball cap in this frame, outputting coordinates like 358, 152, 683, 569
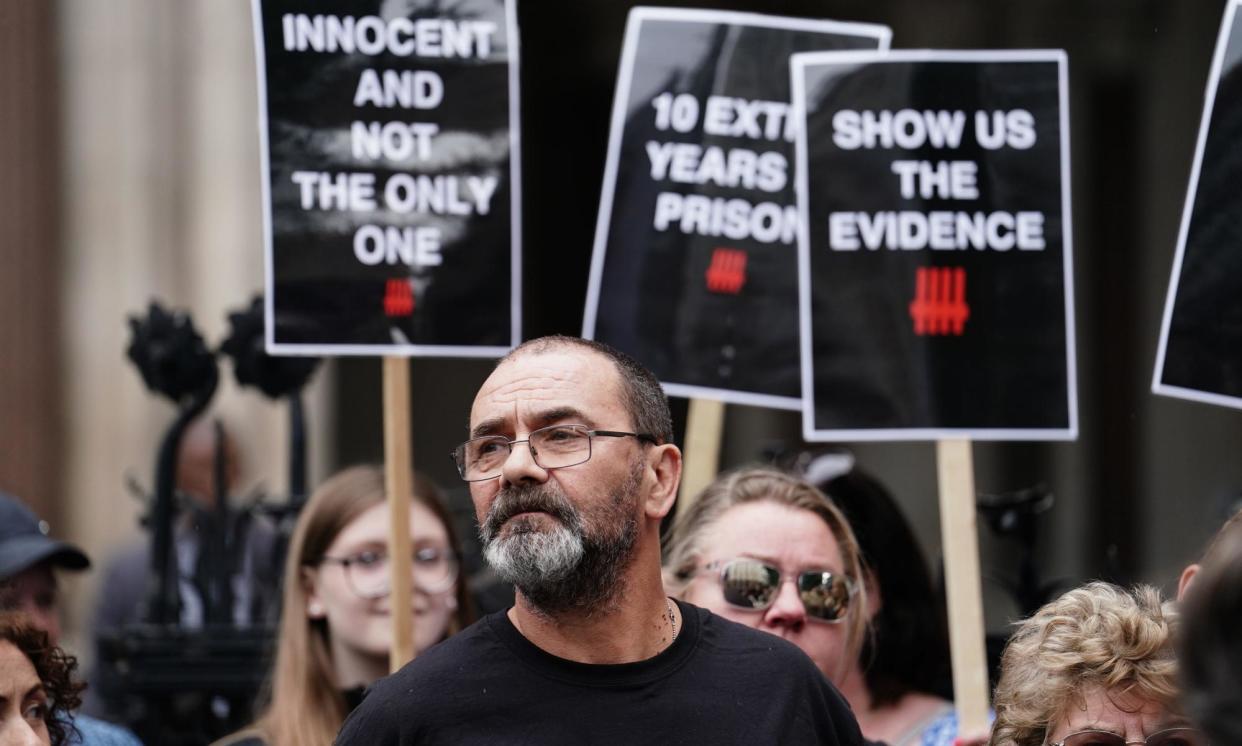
0, 490, 91, 580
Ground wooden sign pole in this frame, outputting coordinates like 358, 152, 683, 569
676, 398, 726, 519
383, 357, 415, 672
936, 438, 991, 735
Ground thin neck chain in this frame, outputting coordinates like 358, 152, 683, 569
666, 598, 679, 643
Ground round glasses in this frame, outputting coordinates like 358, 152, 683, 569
320, 546, 458, 599
450, 424, 655, 482
706, 557, 855, 622
1046, 728, 1203, 746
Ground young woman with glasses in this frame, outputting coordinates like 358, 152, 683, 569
217, 465, 474, 746
990, 582, 1200, 746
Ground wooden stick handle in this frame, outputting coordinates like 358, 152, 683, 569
676, 398, 726, 519
936, 438, 991, 735
383, 356, 415, 672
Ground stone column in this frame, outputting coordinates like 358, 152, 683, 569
0, 2, 62, 523
57, 0, 334, 646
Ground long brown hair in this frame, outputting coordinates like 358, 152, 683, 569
246, 465, 474, 746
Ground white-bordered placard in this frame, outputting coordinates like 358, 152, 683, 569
252, 0, 522, 357
1153, 0, 1242, 409
791, 49, 1078, 441
583, 7, 891, 409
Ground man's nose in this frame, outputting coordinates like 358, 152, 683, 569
499, 438, 548, 487
761, 579, 806, 631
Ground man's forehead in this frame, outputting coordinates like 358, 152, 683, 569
470, 347, 622, 426
486, 345, 617, 390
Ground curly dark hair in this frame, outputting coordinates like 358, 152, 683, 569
0, 612, 85, 746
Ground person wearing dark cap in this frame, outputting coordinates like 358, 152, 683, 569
0, 490, 143, 746
0, 491, 90, 647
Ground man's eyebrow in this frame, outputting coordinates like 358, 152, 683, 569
470, 417, 508, 439
530, 406, 594, 428
470, 407, 596, 439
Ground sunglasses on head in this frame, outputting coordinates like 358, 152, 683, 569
706, 557, 855, 622
1047, 728, 1203, 746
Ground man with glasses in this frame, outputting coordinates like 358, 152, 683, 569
338, 335, 866, 745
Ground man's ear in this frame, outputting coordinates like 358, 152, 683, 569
644, 443, 682, 520
1177, 563, 1200, 602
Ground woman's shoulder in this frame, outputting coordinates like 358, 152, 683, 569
916, 705, 960, 746
210, 728, 268, 746
910, 699, 995, 746
881, 694, 955, 746
67, 715, 142, 746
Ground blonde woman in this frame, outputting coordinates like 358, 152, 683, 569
990, 582, 1199, 746
217, 465, 473, 746
663, 467, 868, 689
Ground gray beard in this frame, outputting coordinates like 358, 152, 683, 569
479, 466, 641, 616
483, 515, 586, 588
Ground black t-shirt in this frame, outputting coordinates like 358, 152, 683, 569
335, 599, 866, 745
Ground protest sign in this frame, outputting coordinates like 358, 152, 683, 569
584, 8, 891, 410
791, 50, 1077, 440
1154, 0, 1242, 409
253, 1, 520, 356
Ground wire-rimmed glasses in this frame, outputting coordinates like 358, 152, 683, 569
450, 424, 655, 482
320, 546, 458, 598
1045, 728, 1204, 746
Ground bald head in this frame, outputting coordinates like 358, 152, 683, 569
177, 418, 240, 507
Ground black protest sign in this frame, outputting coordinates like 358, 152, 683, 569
792, 50, 1077, 440
253, 1, 520, 356
1155, 0, 1242, 409
584, 8, 890, 410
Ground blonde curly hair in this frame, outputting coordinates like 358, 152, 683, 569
989, 582, 1179, 746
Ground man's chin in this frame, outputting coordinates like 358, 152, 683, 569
500, 511, 559, 536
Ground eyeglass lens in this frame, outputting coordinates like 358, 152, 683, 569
343, 547, 458, 598
458, 425, 593, 480
718, 558, 852, 621
1060, 729, 1203, 746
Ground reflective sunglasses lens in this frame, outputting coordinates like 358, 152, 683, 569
798, 571, 851, 621
1061, 731, 1127, 746
1147, 729, 1205, 746
720, 559, 781, 609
